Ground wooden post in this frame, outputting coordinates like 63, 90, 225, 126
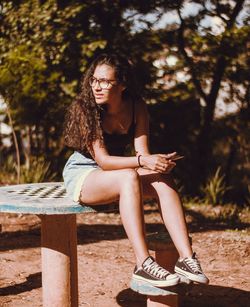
146, 233, 180, 307
41, 215, 78, 307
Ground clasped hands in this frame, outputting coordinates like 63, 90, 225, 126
139, 152, 180, 173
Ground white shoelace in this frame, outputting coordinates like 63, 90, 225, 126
143, 261, 170, 279
185, 256, 202, 273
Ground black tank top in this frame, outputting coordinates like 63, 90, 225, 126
103, 102, 136, 156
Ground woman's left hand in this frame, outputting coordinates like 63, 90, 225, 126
158, 154, 176, 173
139, 153, 176, 173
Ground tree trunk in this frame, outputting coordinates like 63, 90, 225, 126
183, 0, 245, 185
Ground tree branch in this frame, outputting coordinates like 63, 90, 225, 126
176, 8, 208, 102
214, 0, 229, 23
207, 0, 246, 113
226, 0, 245, 28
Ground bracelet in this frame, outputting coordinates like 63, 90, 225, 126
137, 155, 143, 167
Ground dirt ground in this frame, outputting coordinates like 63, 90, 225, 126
0, 203, 249, 307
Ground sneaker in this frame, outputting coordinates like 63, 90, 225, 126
132, 256, 180, 287
174, 252, 209, 284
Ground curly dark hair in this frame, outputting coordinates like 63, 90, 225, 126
63, 53, 140, 156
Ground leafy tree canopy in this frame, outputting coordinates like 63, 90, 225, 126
0, 0, 248, 201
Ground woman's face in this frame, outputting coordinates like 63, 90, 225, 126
91, 64, 125, 105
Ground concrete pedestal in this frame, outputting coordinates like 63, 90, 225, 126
146, 232, 192, 307
41, 215, 78, 307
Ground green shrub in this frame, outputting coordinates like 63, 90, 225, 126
0, 156, 17, 184
19, 156, 56, 183
0, 155, 56, 184
201, 167, 231, 205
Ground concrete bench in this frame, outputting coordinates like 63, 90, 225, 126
0, 182, 190, 307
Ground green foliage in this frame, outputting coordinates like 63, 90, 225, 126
0, 0, 164, 156
0, 0, 248, 202
0, 155, 17, 184
19, 156, 56, 183
0, 155, 56, 184
201, 167, 231, 205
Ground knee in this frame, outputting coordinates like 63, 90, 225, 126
120, 169, 140, 185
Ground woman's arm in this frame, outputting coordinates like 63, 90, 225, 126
92, 140, 140, 170
91, 99, 149, 170
92, 100, 177, 172
134, 100, 177, 173
134, 100, 150, 156
92, 100, 149, 170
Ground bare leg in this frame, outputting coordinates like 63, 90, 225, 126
79, 168, 149, 266
137, 168, 193, 259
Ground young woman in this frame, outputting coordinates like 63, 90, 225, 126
63, 53, 209, 287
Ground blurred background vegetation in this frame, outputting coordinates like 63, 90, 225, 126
0, 0, 249, 206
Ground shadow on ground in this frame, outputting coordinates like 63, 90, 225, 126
0, 210, 249, 252
1, 271, 249, 307
116, 283, 250, 307
0, 272, 41, 296
184, 208, 249, 233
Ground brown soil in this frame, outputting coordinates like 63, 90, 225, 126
0, 203, 249, 307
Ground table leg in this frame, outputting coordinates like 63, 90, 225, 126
147, 249, 179, 307
146, 233, 182, 307
41, 214, 78, 307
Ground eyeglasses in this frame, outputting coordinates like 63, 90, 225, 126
89, 76, 117, 89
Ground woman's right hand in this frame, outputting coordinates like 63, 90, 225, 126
139, 153, 177, 173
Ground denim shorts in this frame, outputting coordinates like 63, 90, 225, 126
63, 151, 100, 202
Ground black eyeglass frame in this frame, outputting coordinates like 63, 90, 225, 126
89, 76, 117, 89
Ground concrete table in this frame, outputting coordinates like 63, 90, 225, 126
0, 182, 104, 307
